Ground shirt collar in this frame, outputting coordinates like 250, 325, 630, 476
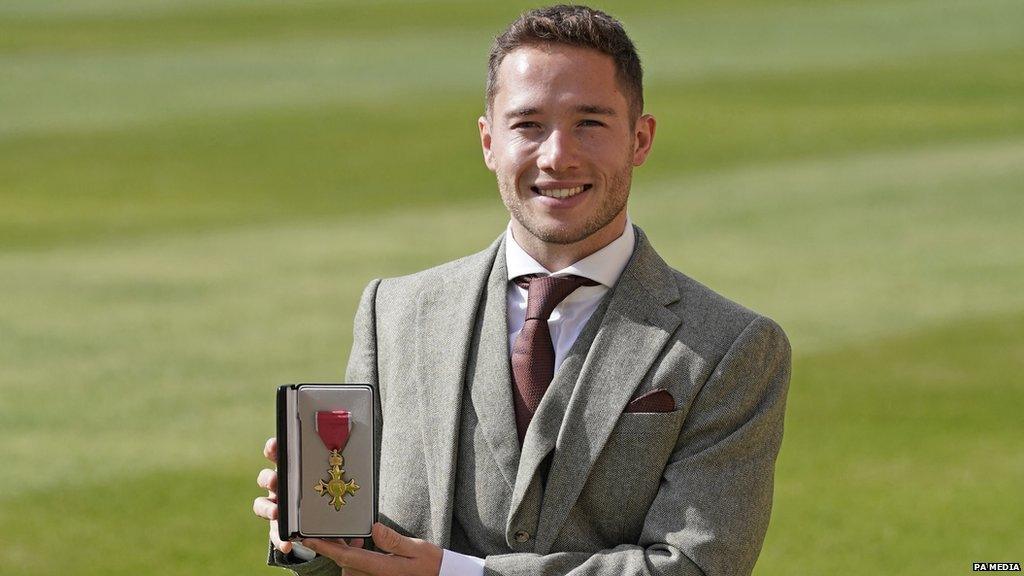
504, 215, 635, 289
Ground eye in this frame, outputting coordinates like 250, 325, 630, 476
511, 121, 540, 130
579, 119, 606, 128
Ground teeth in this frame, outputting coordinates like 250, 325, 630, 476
538, 185, 586, 199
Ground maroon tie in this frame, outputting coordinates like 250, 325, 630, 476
511, 274, 599, 444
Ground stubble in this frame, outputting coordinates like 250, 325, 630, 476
498, 153, 634, 246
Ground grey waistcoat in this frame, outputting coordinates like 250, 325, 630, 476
449, 249, 611, 556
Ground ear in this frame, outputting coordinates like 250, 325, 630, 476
631, 114, 656, 166
479, 115, 497, 172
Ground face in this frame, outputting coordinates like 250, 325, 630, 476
479, 44, 655, 253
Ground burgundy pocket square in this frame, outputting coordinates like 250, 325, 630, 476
624, 389, 675, 413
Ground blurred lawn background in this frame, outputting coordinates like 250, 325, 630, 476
1, 0, 1022, 573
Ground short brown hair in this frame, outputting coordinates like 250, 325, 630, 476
486, 5, 644, 120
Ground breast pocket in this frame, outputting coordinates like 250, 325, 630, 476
601, 409, 687, 480
572, 409, 687, 544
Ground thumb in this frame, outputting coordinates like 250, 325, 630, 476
371, 522, 417, 557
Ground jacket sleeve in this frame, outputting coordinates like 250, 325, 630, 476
266, 279, 382, 575
482, 316, 792, 576
345, 278, 383, 472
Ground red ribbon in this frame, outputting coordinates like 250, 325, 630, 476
316, 410, 351, 452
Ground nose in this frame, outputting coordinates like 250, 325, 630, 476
536, 129, 579, 174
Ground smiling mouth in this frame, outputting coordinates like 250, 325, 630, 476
530, 184, 592, 199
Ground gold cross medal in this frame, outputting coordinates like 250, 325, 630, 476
312, 411, 360, 511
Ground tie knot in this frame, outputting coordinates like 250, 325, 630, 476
515, 274, 599, 321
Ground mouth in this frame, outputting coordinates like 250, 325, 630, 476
530, 183, 592, 199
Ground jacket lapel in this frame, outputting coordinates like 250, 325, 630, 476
414, 237, 501, 547
507, 291, 610, 530
533, 228, 683, 552
468, 240, 521, 492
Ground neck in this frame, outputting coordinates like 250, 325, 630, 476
511, 211, 628, 271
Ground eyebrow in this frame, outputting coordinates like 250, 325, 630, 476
576, 104, 617, 116
503, 104, 617, 120
504, 107, 540, 120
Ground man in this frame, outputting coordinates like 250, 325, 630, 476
254, 5, 790, 575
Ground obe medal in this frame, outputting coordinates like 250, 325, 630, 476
312, 410, 360, 511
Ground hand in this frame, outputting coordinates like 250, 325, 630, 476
254, 437, 367, 561
253, 437, 294, 554
302, 522, 443, 576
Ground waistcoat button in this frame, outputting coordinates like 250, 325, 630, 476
514, 530, 530, 543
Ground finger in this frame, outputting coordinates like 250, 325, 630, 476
342, 568, 372, 576
321, 537, 364, 545
269, 520, 292, 554
371, 522, 419, 557
302, 539, 393, 574
323, 537, 365, 549
264, 437, 278, 463
257, 468, 278, 492
252, 496, 278, 521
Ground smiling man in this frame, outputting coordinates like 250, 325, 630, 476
255, 5, 791, 576
482, 40, 650, 272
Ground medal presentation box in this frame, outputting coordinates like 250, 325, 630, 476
276, 383, 377, 540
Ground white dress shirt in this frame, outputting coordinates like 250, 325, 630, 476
439, 217, 635, 576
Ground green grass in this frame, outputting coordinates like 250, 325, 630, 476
1, 0, 1021, 574
764, 313, 1024, 572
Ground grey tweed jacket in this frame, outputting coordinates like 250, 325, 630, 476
270, 226, 791, 575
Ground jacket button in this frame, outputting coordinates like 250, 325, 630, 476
513, 530, 530, 543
